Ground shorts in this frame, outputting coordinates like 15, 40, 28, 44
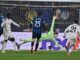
3, 32, 14, 40
32, 32, 41, 40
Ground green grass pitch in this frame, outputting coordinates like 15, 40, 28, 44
0, 50, 80, 60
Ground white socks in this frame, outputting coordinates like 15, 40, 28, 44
68, 45, 74, 54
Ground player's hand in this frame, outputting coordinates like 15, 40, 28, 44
19, 22, 25, 26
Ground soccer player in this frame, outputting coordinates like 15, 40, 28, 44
1, 13, 20, 53
64, 21, 80, 55
31, 11, 46, 53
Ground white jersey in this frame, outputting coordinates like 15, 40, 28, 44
64, 23, 80, 44
1, 18, 20, 40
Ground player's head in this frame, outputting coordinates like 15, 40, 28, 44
6, 13, 11, 19
56, 9, 61, 19
74, 20, 78, 24
37, 11, 41, 17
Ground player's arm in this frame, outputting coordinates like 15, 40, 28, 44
11, 20, 20, 27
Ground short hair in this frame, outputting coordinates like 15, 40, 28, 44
6, 13, 11, 18
74, 20, 78, 24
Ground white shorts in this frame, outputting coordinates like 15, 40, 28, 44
3, 31, 14, 40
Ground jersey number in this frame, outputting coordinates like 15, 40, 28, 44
35, 21, 41, 27
67, 26, 76, 33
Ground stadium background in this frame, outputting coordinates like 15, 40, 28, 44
0, 1, 80, 50
0, 1, 80, 60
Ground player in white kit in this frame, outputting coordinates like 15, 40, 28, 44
1, 13, 20, 53
64, 21, 80, 55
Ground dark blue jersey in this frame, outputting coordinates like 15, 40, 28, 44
32, 17, 43, 34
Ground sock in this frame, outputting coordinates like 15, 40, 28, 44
35, 42, 39, 52
68, 45, 74, 54
2, 41, 6, 52
31, 42, 34, 50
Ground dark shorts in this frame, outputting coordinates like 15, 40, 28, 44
32, 32, 41, 40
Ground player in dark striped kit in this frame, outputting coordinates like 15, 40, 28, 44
31, 11, 46, 53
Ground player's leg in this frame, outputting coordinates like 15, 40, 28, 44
67, 40, 75, 55
65, 40, 71, 50
67, 44, 74, 55
2, 35, 8, 53
9, 37, 19, 51
35, 33, 41, 52
31, 32, 36, 53
2, 40, 7, 53
65, 34, 73, 50
19, 39, 28, 46
48, 31, 62, 48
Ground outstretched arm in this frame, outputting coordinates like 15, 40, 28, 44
11, 20, 20, 27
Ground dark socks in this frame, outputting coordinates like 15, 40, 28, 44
31, 42, 34, 50
35, 42, 39, 52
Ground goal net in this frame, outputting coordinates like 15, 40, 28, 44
0, 2, 79, 32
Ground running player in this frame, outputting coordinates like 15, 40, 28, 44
1, 13, 20, 53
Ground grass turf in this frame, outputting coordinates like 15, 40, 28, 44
0, 50, 80, 60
